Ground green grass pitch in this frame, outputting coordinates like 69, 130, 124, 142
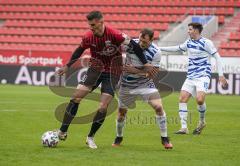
0, 85, 240, 166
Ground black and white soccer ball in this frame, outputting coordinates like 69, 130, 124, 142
41, 131, 59, 148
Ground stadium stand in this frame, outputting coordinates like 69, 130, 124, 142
217, 12, 240, 56
0, 0, 239, 56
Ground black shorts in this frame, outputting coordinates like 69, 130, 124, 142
79, 67, 120, 96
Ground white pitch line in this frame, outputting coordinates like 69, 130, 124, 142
0, 110, 17, 112
0, 109, 52, 112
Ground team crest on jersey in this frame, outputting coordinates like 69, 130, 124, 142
97, 40, 118, 56
105, 40, 112, 46
91, 44, 96, 47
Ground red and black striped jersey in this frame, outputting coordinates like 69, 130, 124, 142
80, 26, 125, 73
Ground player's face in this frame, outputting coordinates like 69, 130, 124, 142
188, 26, 199, 39
88, 18, 104, 36
139, 34, 152, 49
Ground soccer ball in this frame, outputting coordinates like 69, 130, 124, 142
41, 131, 59, 147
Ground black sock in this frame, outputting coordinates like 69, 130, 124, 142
60, 99, 79, 132
88, 109, 107, 137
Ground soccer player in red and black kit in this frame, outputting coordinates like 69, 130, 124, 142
56, 11, 152, 149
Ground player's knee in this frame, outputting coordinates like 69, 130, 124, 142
154, 105, 164, 115
196, 98, 205, 105
179, 95, 188, 103
97, 108, 107, 113
118, 108, 127, 121
196, 95, 204, 105
72, 92, 83, 101
72, 88, 89, 100
72, 98, 81, 103
119, 111, 126, 117
117, 115, 125, 122
99, 102, 109, 110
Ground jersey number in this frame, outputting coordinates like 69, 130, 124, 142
204, 82, 209, 90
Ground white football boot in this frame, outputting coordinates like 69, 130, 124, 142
86, 136, 98, 149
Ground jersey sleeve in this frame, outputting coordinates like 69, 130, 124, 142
212, 53, 224, 76
205, 40, 217, 55
114, 31, 128, 45
80, 35, 90, 49
151, 50, 161, 67
178, 40, 188, 51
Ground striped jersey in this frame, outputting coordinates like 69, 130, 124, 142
121, 39, 161, 88
179, 37, 217, 79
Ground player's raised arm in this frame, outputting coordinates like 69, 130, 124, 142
159, 40, 188, 52
120, 33, 148, 65
159, 46, 181, 52
117, 30, 159, 76
130, 39, 149, 64
120, 32, 161, 72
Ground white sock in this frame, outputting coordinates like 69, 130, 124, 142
198, 103, 206, 123
116, 119, 125, 137
156, 114, 167, 137
179, 103, 188, 129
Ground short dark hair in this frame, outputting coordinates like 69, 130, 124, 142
86, 11, 103, 21
188, 22, 203, 33
140, 28, 154, 39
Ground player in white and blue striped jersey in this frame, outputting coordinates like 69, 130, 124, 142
160, 22, 228, 135
112, 28, 173, 149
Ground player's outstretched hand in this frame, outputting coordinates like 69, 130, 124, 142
144, 63, 159, 78
147, 67, 159, 78
219, 76, 228, 88
56, 66, 68, 76
123, 64, 140, 74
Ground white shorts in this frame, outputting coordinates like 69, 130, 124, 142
118, 81, 160, 109
181, 77, 210, 97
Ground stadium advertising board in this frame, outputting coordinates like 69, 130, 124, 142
0, 50, 70, 67
0, 65, 239, 95
0, 51, 239, 95
160, 55, 240, 74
